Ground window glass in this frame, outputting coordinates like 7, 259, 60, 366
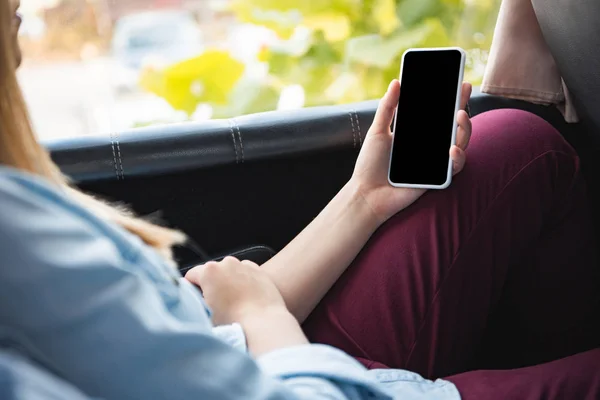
18, 0, 501, 140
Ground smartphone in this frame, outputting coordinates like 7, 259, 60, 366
388, 47, 466, 189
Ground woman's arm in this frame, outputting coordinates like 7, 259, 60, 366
262, 182, 379, 323
0, 172, 390, 400
262, 81, 473, 323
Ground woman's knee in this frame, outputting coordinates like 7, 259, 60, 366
470, 109, 576, 161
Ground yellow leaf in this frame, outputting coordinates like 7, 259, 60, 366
139, 67, 167, 98
373, 0, 401, 36
257, 45, 271, 62
303, 13, 351, 42
140, 50, 245, 115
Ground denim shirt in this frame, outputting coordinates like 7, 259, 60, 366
0, 350, 92, 400
0, 167, 461, 400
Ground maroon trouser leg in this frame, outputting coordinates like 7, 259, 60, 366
303, 109, 600, 398
447, 348, 600, 400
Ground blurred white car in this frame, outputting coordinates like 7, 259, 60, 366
110, 10, 204, 94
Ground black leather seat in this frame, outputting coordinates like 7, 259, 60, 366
50, 93, 570, 183
47, 91, 576, 266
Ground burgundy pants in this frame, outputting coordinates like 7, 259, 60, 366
303, 109, 600, 399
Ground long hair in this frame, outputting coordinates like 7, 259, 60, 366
0, 1, 185, 262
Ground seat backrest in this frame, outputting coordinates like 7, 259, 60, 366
532, 0, 600, 139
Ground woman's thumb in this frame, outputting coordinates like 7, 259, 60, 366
370, 80, 400, 135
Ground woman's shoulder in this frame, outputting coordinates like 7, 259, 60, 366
0, 166, 71, 210
0, 167, 107, 241
0, 166, 141, 263
0, 166, 182, 293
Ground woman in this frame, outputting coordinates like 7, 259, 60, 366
1, 0, 599, 399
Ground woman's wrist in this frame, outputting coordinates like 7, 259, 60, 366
238, 307, 309, 357
344, 178, 388, 229
235, 305, 290, 326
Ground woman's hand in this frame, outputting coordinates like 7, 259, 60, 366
351, 79, 473, 223
185, 257, 288, 326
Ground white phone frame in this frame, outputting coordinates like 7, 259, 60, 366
388, 47, 466, 190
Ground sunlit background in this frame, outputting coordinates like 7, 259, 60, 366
18, 0, 501, 140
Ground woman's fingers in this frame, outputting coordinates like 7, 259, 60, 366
370, 79, 400, 136
241, 260, 260, 268
451, 145, 466, 175
456, 110, 472, 150
185, 263, 207, 282
453, 83, 472, 173
460, 82, 472, 111
185, 259, 224, 282
186, 257, 258, 280
452, 85, 472, 175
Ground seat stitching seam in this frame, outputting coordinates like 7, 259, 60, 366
109, 131, 120, 180
233, 118, 244, 163
348, 111, 357, 148
114, 130, 125, 180
354, 110, 362, 147
228, 120, 239, 164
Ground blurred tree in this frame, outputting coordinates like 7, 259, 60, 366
141, 0, 501, 119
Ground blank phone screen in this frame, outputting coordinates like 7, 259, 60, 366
389, 49, 462, 186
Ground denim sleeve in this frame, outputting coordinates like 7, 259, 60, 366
0, 350, 92, 400
0, 172, 392, 400
212, 323, 248, 352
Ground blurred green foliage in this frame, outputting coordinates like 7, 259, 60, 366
140, 50, 246, 115
141, 0, 501, 118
